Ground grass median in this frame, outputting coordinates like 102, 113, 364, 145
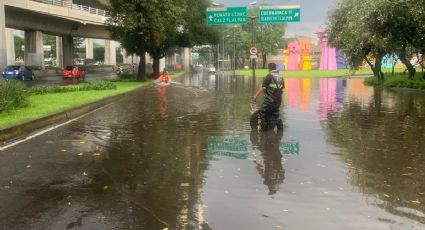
0, 71, 185, 129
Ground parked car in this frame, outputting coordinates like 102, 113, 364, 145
208, 66, 216, 73
61, 66, 86, 81
2, 65, 34, 81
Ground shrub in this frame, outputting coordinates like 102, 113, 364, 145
111, 74, 137, 82
29, 85, 63, 95
364, 77, 383, 86
87, 80, 117, 90
0, 79, 29, 112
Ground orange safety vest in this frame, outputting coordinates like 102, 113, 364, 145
160, 74, 169, 83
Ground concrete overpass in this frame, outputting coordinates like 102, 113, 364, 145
0, 0, 116, 69
0, 0, 191, 71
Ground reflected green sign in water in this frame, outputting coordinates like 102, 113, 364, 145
206, 7, 247, 25
279, 140, 300, 155
208, 136, 249, 159
259, 5, 301, 23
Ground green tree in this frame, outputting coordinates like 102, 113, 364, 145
14, 36, 24, 60
43, 34, 56, 59
108, 0, 219, 79
256, 24, 287, 68
107, 1, 149, 81
328, 0, 386, 79
366, 0, 425, 78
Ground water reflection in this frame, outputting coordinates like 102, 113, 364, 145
325, 84, 425, 224
158, 86, 168, 118
68, 74, 425, 228
251, 130, 285, 195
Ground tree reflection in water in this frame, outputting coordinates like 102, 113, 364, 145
325, 88, 425, 224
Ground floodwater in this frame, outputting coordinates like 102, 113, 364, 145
0, 71, 424, 229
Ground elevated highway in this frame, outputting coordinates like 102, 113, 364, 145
1, 0, 115, 69
0, 0, 189, 71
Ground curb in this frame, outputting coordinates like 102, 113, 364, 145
0, 93, 125, 144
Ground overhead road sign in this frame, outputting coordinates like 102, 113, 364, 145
259, 5, 301, 23
206, 7, 248, 25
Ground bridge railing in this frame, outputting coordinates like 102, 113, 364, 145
31, 0, 108, 17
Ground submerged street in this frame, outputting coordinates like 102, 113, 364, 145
0, 72, 424, 229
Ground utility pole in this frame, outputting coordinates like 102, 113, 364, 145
233, 28, 236, 76
249, 16, 258, 82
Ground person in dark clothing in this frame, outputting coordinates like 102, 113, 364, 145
251, 63, 284, 131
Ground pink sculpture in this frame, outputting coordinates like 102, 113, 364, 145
287, 42, 299, 71
315, 28, 337, 70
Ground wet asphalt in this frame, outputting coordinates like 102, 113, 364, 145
0, 71, 424, 229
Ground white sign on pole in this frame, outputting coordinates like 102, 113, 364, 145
250, 47, 257, 55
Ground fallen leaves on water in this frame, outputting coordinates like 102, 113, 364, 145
276, 225, 283, 228
103, 185, 110, 191
383, 194, 390, 198
180, 183, 190, 187
411, 199, 421, 204
82, 172, 88, 176
79, 141, 86, 144
26, 165, 31, 168
77, 153, 84, 156
282, 209, 289, 212
61, 149, 67, 152
92, 152, 102, 157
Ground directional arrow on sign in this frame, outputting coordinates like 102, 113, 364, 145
209, 15, 213, 21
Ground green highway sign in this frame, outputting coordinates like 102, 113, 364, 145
206, 7, 247, 25
259, 5, 301, 23
207, 136, 249, 159
279, 140, 300, 155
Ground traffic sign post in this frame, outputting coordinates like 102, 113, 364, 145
206, 7, 248, 25
259, 5, 301, 24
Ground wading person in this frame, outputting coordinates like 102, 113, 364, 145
160, 68, 169, 83
251, 62, 284, 131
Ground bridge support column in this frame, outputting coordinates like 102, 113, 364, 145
62, 35, 74, 67
56, 36, 63, 67
86, 38, 93, 59
0, 0, 7, 70
25, 30, 44, 68
6, 28, 15, 65
181, 48, 191, 70
104, 40, 116, 65
121, 49, 129, 64
160, 57, 165, 71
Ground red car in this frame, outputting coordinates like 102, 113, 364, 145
61, 66, 86, 81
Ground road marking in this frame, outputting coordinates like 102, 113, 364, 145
0, 104, 110, 151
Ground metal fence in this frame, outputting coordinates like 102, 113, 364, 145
31, 0, 108, 17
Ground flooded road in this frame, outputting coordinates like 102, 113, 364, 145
0, 71, 424, 229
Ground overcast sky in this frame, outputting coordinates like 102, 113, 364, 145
220, 0, 338, 39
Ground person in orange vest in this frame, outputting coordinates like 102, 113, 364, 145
160, 68, 169, 83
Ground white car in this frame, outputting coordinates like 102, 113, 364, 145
208, 66, 216, 73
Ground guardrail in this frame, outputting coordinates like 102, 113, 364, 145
31, 0, 108, 17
